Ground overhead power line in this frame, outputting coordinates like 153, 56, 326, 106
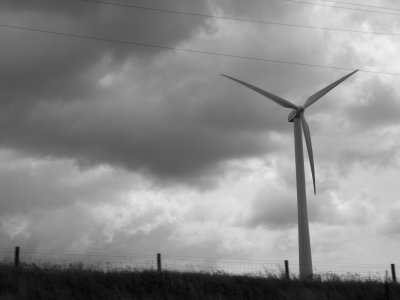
309, 0, 400, 12
281, 0, 400, 16
1, 23, 397, 75
80, 0, 400, 36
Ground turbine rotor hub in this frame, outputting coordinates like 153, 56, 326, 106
288, 106, 305, 122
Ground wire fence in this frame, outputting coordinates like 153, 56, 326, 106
0, 247, 396, 282
162, 256, 284, 276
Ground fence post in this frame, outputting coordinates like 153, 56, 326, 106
157, 253, 162, 272
14, 246, 20, 267
391, 264, 397, 282
284, 260, 290, 280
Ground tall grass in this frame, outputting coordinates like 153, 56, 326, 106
0, 263, 398, 300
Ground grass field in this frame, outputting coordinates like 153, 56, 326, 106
0, 263, 399, 299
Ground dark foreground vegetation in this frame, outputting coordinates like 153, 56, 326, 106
0, 264, 399, 300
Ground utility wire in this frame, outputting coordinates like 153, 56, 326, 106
80, 0, 400, 36
281, 0, 400, 16
314, 0, 400, 12
0, 23, 397, 75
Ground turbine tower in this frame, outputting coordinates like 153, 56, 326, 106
221, 70, 358, 279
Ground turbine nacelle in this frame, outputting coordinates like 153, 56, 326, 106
288, 106, 305, 122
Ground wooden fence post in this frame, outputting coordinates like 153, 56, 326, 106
284, 260, 290, 280
14, 246, 20, 267
157, 253, 162, 272
391, 264, 396, 282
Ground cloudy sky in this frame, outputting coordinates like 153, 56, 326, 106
1, 0, 400, 268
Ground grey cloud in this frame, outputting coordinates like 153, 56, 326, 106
313, 124, 400, 177
105, 225, 229, 259
0, 0, 94, 15
339, 148, 398, 172
0, 206, 91, 251
0, 153, 141, 214
286, 76, 400, 178
379, 207, 400, 237
346, 77, 400, 129
246, 192, 331, 230
216, 0, 308, 21
0, 55, 285, 186
248, 192, 297, 229
245, 182, 375, 230
0, 0, 368, 187
0, 0, 213, 107
0, 195, 230, 259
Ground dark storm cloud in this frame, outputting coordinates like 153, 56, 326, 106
0, 75, 277, 186
0, 0, 213, 107
0, 0, 365, 186
0, 0, 300, 186
0, 0, 233, 183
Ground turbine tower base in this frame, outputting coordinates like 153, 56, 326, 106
293, 117, 313, 280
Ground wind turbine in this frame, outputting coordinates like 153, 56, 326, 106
221, 70, 358, 279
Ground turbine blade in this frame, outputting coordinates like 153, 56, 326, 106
221, 74, 298, 109
304, 69, 358, 108
300, 115, 316, 195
